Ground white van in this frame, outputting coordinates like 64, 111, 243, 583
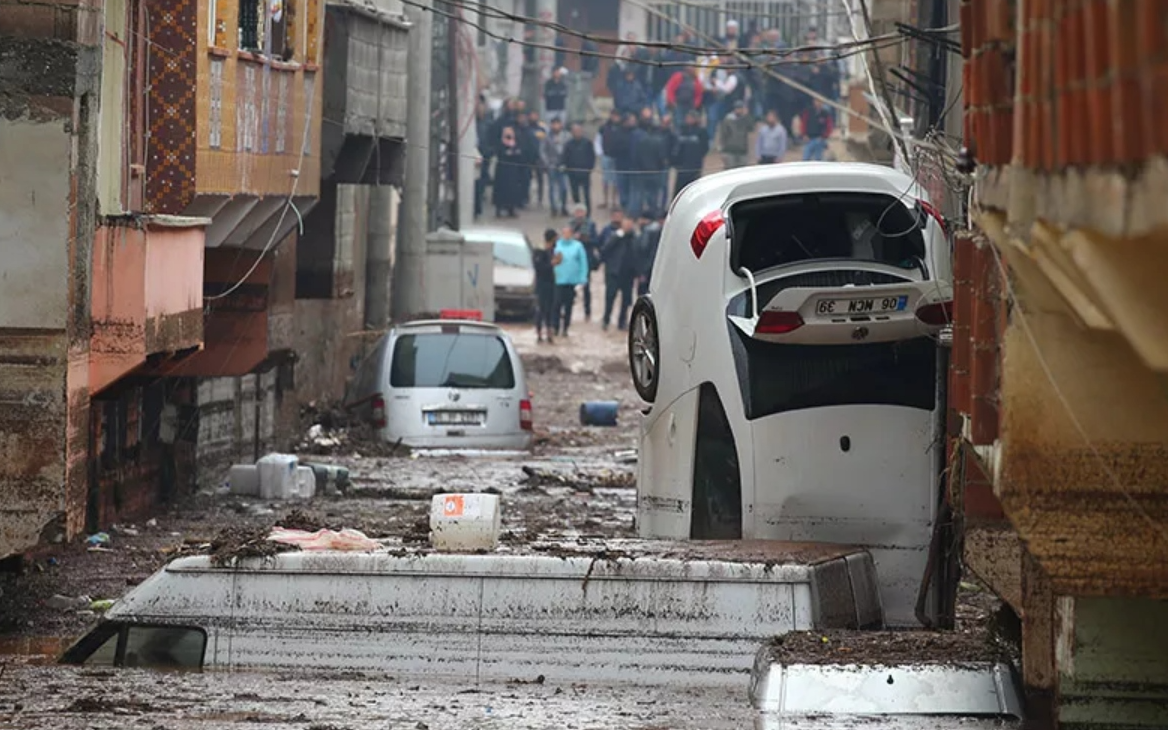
60, 542, 884, 686
346, 318, 534, 450
629, 162, 952, 627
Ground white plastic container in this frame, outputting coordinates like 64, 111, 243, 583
257, 453, 300, 500
295, 466, 317, 500
429, 493, 501, 551
228, 465, 260, 496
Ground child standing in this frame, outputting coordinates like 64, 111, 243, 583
533, 229, 561, 343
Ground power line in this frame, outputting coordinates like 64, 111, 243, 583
425, 0, 909, 64
624, 0, 956, 161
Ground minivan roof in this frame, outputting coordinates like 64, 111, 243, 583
395, 319, 504, 333
461, 227, 528, 244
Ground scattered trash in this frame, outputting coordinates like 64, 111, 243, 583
228, 464, 261, 496
120, 527, 140, 537
613, 449, 638, 464
47, 594, 90, 611
430, 493, 501, 552
268, 527, 381, 552
146, 518, 158, 528
301, 463, 352, 497
257, 453, 302, 500
520, 465, 635, 492
90, 599, 115, 612
85, 533, 110, 548
209, 526, 301, 567
579, 401, 619, 427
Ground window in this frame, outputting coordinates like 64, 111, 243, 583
123, 626, 206, 669
62, 623, 207, 670
390, 333, 516, 390
491, 240, 533, 269
83, 631, 119, 666
238, 0, 261, 50
730, 193, 929, 275
730, 331, 938, 420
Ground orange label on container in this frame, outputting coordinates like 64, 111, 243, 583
443, 495, 465, 517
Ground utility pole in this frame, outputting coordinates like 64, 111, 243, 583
394, 0, 433, 320
448, 5, 461, 231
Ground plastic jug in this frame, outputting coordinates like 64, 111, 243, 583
228, 464, 260, 496
295, 466, 317, 500
429, 493, 501, 551
257, 453, 300, 500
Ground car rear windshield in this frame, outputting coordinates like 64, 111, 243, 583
390, 333, 516, 389
730, 192, 928, 274
493, 240, 533, 269
730, 330, 938, 419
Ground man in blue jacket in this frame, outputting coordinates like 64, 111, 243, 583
553, 226, 590, 337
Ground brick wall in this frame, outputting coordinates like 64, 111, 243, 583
964, 0, 1168, 171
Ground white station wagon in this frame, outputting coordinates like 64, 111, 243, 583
628, 162, 952, 626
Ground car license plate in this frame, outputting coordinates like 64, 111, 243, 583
815, 295, 908, 316
426, 410, 485, 426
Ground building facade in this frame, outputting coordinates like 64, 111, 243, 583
957, 0, 1168, 725
0, 0, 326, 556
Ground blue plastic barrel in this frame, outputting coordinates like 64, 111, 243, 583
579, 401, 619, 427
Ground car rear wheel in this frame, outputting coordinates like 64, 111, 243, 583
628, 296, 660, 403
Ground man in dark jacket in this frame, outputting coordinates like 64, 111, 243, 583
600, 216, 638, 331
543, 67, 568, 124
629, 110, 670, 218
613, 69, 650, 116
515, 113, 540, 208
672, 110, 709, 198
634, 211, 663, 296
474, 99, 494, 219
562, 123, 596, 215
605, 113, 637, 212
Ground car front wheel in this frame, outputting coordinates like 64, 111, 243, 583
628, 296, 660, 403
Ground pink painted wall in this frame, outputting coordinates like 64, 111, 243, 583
144, 226, 203, 318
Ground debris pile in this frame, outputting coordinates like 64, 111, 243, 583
298, 402, 409, 458
519, 465, 635, 492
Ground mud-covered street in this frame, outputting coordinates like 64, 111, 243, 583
0, 316, 746, 729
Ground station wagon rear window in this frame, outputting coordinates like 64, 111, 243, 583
390, 333, 516, 389
730, 193, 928, 275
730, 331, 937, 419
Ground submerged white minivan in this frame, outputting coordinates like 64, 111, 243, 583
346, 317, 534, 450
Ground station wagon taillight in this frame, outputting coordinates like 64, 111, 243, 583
519, 398, 533, 431
915, 300, 953, 326
756, 310, 805, 335
918, 199, 945, 233
371, 395, 387, 429
690, 209, 725, 260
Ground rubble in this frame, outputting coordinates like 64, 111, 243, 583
519, 465, 635, 492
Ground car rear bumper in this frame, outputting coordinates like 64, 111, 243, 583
496, 291, 535, 315
395, 432, 534, 451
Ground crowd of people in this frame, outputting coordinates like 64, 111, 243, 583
472, 20, 843, 342
529, 207, 663, 342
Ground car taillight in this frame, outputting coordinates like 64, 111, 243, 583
519, 398, 533, 431
918, 199, 945, 233
371, 395, 387, 429
756, 310, 804, 335
915, 300, 953, 326
690, 209, 725, 260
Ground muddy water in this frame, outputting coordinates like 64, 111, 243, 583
0, 665, 753, 729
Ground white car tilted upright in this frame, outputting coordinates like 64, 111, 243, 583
628, 162, 953, 626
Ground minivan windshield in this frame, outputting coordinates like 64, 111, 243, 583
390, 333, 516, 389
492, 239, 533, 270
731, 192, 928, 274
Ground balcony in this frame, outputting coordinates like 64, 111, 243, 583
90, 216, 208, 395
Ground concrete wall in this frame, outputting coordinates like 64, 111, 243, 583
195, 373, 279, 489
0, 0, 103, 556
294, 184, 372, 404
